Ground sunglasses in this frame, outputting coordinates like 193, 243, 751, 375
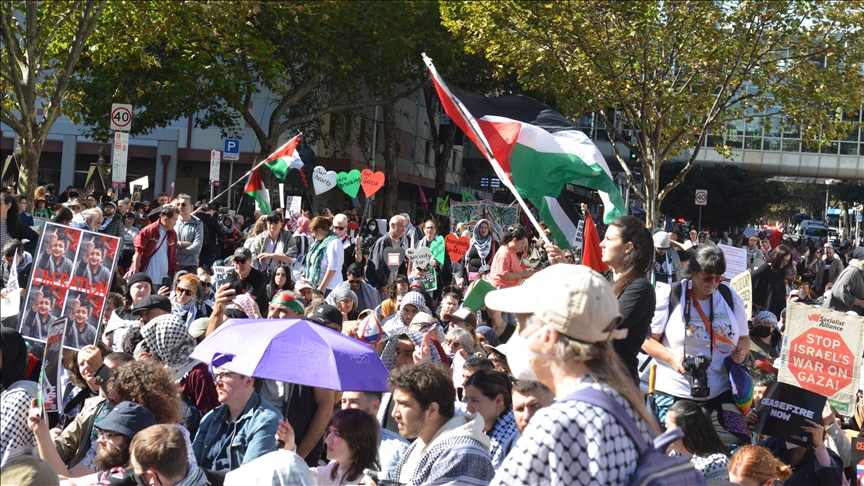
333, 226, 346, 230
177, 288, 195, 297
267, 219, 281, 224
234, 258, 247, 264
348, 279, 363, 285
201, 282, 212, 287
697, 272, 726, 284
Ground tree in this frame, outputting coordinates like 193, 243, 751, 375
441, 1, 864, 227
658, 163, 783, 230
66, 1, 435, 189
0, 0, 106, 201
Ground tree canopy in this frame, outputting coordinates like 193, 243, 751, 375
441, 1, 864, 227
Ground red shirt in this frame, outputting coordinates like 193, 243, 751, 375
491, 246, 523, 289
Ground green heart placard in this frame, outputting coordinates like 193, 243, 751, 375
430, 235, 445, 264
337, 169, 362, 198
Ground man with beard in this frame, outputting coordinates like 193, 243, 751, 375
73, 241, 113, 290
98, 202, 125, 251
39, 230, 73, 283
91, 402, 156, 473
20, 290, 56, 340
65, 298, 98, 349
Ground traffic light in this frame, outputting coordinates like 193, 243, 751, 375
629, 151, 638, 161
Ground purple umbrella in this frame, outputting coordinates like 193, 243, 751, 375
190, 318, 390, 392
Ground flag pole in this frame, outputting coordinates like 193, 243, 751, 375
210, 157, 262, 205
422, 53, 552, 246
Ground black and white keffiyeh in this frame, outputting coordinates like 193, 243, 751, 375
488, 408, 519, 467
140, 314, 199, 381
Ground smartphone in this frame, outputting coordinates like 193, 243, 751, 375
224, 268, 243, 293
161, 277, 172, 290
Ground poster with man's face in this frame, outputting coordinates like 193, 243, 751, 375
19, 223, 120, 349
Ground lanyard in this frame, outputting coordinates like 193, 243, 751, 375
682, 280, 713, 359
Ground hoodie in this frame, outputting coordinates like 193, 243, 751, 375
174, 215, 204, 268
394, 412, 494, 486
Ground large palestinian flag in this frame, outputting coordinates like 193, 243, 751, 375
423, 55, 626, 249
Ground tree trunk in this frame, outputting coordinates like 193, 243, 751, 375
380, 103, 399, 218
432, 126, 456, 205
19, 137, 45, 204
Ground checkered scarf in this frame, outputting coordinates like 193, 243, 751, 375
140, 314, 199, 381
380, 327, 441, 371
488, 408, 518, 466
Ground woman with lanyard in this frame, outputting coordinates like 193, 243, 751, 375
643, 244, 750, 448
303, 216, 343, 296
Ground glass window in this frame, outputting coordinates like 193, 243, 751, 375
781, 140, 800, 152
728, 120, 745, 137
820, 142, 838, 154
763, 138, 781, 151
596, 129, 609, 142
727, 135, 743, 149
745, 137, 762, 150
765, 116, 782, 137
783, 118, 800, 138
802, 142, 820, 153
840, 142, 858, 156
745, 120, 762, 137
843, 127, 859, 142
707, 134, 724, 148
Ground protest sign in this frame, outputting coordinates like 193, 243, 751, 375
212, 265, 232, 291
360, 169, 385, 198
2, 254, 20, 315
384, 247, 405, 274
405, 247, 432, 270
452, 350, 466, 391
719, 244, 747, 279
422, 267, 438, 293
19, 223, 120, 349
445, 234, 470, 261
778, 302, 864, 415
38, 317, 68, 414
728, 270, 752, 320
573, 220, 585, 250
852, 438, 864, 482
336, 169, 362, 198
753, 381, 825, 447
430, 236, 446, 265
312, 166, 338, 195
448, 199, 520, 236
285, 196, 302, 216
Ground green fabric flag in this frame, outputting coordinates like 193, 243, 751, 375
463, 279, 496, 312
462, 190, 477, 202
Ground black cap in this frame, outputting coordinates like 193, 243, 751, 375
100, 201, 116, 210
95, 401, 156, 439
267, 210, 283, 221
131, 295, 171, 315
233, 247, 253, 260
309, 304, 343, 328
202, 204, 216, 212
127, 273, 153, 289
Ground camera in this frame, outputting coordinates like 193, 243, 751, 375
683, 355, 711, 398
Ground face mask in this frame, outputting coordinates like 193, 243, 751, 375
752, 326, 773, 338
506, 327, 544, 381
369, 224, 376, 231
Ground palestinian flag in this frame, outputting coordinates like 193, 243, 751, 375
581, 212, 609, 273
263, 133, 303, 180
423, 55, 626, 249
245, 167, 271, 214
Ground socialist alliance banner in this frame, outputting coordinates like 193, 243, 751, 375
19, 223, 120, 350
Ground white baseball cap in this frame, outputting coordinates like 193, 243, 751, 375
653, 231, 671, 249
484, 265, 625, 343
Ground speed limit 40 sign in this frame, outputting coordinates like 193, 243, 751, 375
695, 189, 708, 206
110, 103, 133, 131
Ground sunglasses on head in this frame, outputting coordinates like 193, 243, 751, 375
177, 288, 195, 297
697, 272, 726, 284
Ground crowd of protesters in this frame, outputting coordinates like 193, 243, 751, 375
1, 181, 863, 486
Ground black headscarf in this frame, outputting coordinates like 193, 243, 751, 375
1, 328, 29, 391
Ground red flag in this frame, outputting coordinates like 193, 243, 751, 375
769, 228, 783, 251
581, 213, 609, 273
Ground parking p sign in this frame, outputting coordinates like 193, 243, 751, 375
223, 139, 240, 161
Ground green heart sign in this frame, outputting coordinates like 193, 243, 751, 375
430, 235, 446, 264
337, 169, 362, 198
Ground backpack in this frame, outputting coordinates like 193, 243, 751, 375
564, 387, 707, 486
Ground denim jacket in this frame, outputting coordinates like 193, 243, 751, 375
192, 391, 281, 471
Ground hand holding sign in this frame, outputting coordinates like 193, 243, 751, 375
312, 166, 338, 195
337, 169, 362, 198
405, 247, 432, 269
430, 236, 445, 264
445, 234, 470, 261
361, 169, 385, 198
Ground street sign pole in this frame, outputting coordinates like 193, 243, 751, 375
699, 206, 702, 232
694, 189, 708, 232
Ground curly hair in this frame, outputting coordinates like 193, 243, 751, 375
388, 361, 455, 419
115, 360, 182, 425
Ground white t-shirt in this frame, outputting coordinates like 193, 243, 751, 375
650, 280, 748, 400
319, 237, 344, 291
145, 226, 169, 283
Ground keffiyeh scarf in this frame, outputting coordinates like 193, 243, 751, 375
170, 292, 199, 330
140, 314, 199, 382
488, 408, 518, 466
305, 231, 338, 288
470, 219, 494, 260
